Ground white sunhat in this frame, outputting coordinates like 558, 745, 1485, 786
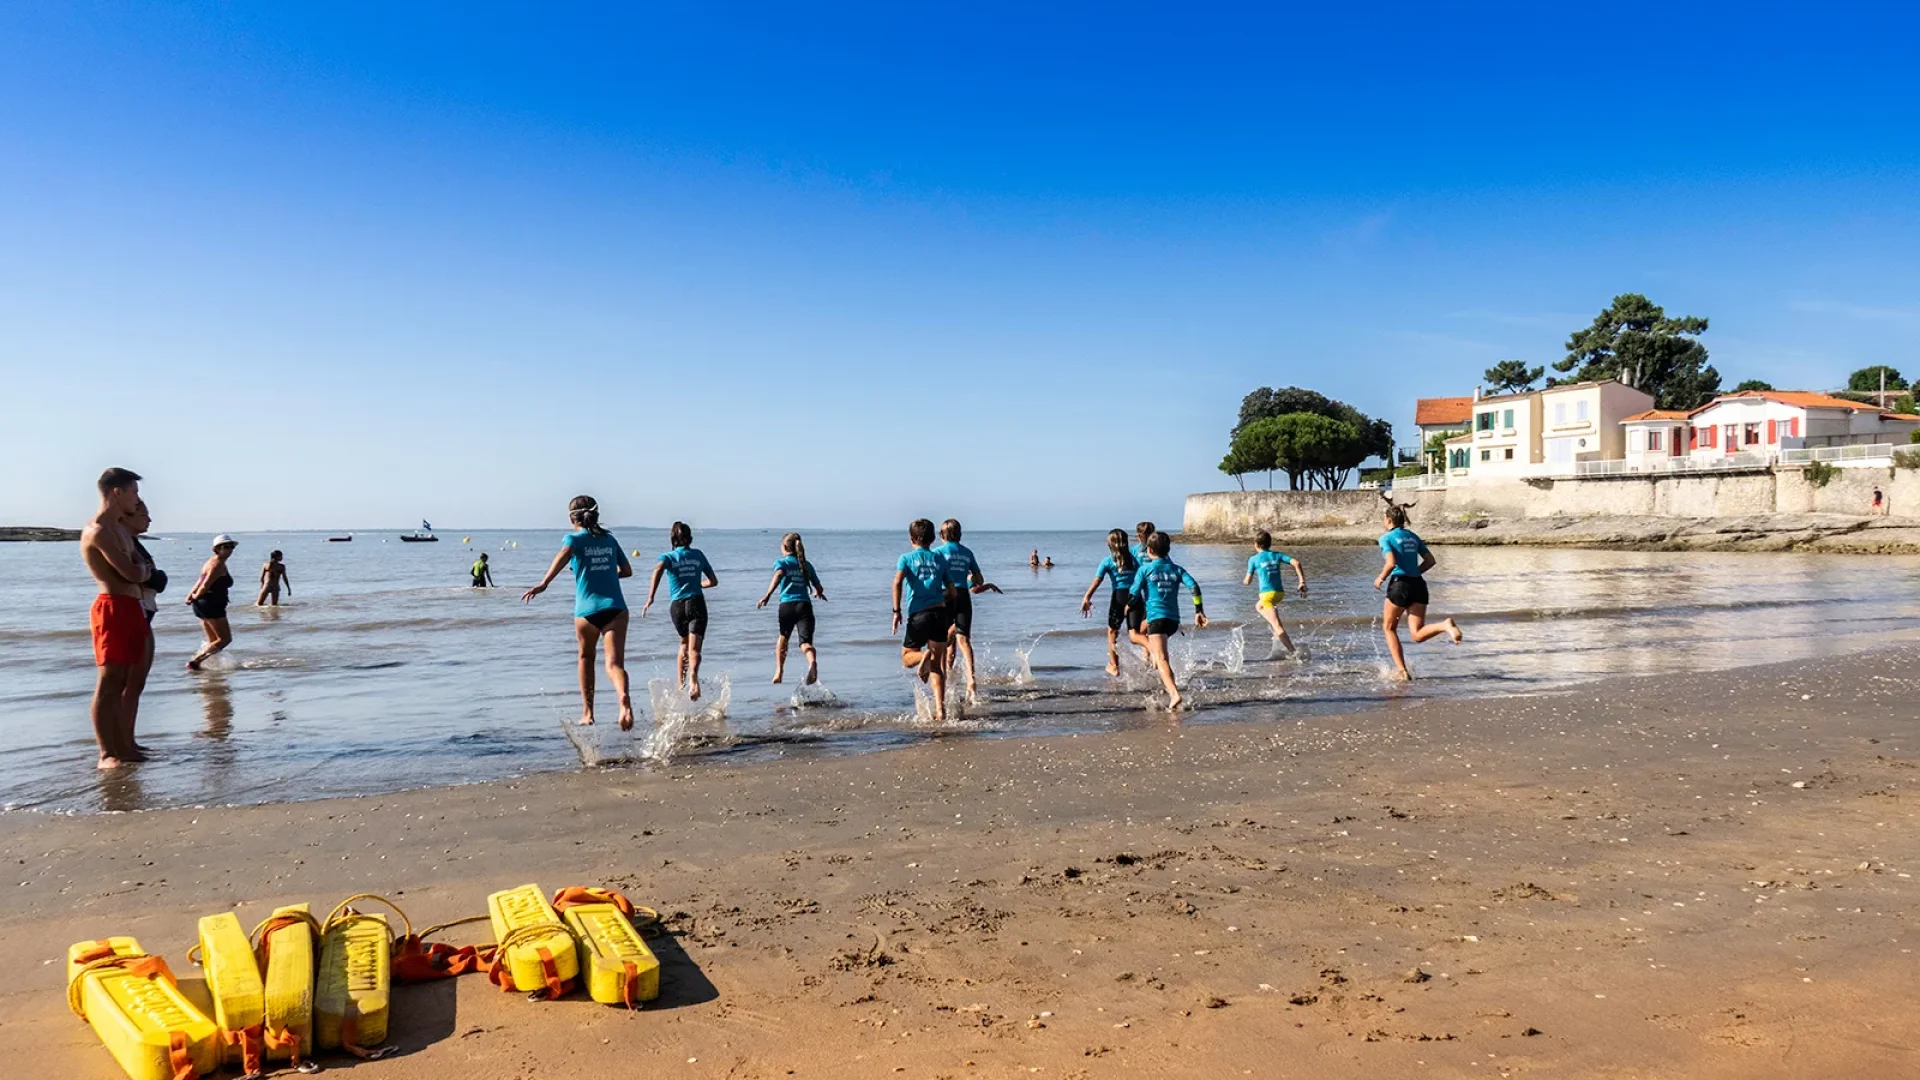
212, 534, 238, 547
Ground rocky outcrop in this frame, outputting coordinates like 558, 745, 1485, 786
0, 527, 80, 542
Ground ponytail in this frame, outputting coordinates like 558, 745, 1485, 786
1385, 504, 1410, 530
1107, 528, 1135, 574
568, 495, 607, 537
783, 531, 808, 579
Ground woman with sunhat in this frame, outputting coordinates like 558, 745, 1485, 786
185, 534, 239, 670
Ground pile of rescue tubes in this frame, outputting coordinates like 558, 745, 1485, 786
66, 883, 660, 1079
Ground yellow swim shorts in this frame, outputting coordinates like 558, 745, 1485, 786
1258, 590, 1281, 609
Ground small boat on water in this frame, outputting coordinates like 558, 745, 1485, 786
328, 534, 353, 542
400, 519, 438, 543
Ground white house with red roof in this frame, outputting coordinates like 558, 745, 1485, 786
1681, 390, 1920, 458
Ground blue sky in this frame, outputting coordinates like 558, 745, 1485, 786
4, 2, 1916, 531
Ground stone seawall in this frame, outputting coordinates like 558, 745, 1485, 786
1183, 467, 1920, 553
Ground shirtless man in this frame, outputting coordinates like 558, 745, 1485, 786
80, 468, 154, 769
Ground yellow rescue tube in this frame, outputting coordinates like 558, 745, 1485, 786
196, 913, 265, 1072
316, 897, 396, 1054
563, 902, 659, 1005
254, 904, 317, 1062
487, 883, 579, 996
67, 936, 221, 1080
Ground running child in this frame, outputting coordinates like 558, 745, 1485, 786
1078, 528, 1141, 675
757, 531, 826, 685
522, 495, 635, 729
1372, 504, 1463, 680
643, 521, 719, 701
892, 518, 955, 721
934, 519, 1002, 698
257, 549, 291, 606
1127, 531, 1207, 709
1243, 530, 1307, 656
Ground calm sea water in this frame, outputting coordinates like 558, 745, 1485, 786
4, 528, 1919, 813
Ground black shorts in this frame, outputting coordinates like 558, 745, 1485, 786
670, 595, 709, 639
581, 607, 624, 631
778, 601, 815, 646
949, 589, 973, 637
1386, 575, 1430, 609
190, 598, 228, 621
1144, 617, 1180, 638
1106, 591, 1142, 632
903, 606, 952, 651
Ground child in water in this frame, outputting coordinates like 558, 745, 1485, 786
1373, 504, 1463, 680
256, 550, 291, 606
893, 518, 956, 721
1243, 530, 1306, 656
1128, 531, 1207, 709
1079, 528, 1142, 675
934, 519, 1001, 699
522, 495, 635, 729
757, 531, 826, 685
643, 521, 719, 701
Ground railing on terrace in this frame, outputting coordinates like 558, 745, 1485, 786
1567, 452, 1773, 478
1779, 443, 1896, 464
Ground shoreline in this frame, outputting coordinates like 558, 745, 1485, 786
4, 647, 1916, 1077
1180, 511, 1920, 553
0, 526, 80, 542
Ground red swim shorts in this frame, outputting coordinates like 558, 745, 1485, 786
90, 593, 149, 667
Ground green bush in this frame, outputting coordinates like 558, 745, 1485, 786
1910, 428, 1920, 444
1804, 461, 1839, 488
1894, 448, 1920, 471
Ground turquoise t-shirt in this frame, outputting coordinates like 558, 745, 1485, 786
1096, 553, 1139, 593
1379, 528, 1429, 578
564, 530, 629, 618
895, 548, 952, 614
1130, 557, 1202, 623
773, 555, 822, 605
933, 541, 978, 589
658, 546, 715, 601
1246, 550, 1295, 593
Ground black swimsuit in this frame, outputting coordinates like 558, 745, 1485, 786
192, 568, 233, 620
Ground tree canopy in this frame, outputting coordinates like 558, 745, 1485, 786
1483, 359, 1543, 395
1552, 293, 1719, 410
1848, 365, 1907, 392
1733, 378, 1774, 392
1233, 386, 1392, 465
1220, 411, 1372, 491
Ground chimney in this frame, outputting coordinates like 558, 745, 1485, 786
1473, 386, 1482, 402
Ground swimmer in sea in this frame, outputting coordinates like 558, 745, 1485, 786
523, 495, 635, 728
256, 549, 291, 606
934, 519, 1002, 698
1372, 503, 1463, 680
893, 518, 956, 721
1128, 531, 1207, 710
1079, 527, 1141, 676
185, 534, 239, 670
1243, 530, 1307, 657
471, 552, 494, 588
643, 521, 719, 701
757, 531, 826, 685
1042, 556, 1053, 569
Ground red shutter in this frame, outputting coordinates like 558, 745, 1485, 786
1767, 419, 1777, 444
1707, 426, 1717, 448
1689, 426, 1698, 450
1790, 417, 1799, 437
1672, 428, 1684, 456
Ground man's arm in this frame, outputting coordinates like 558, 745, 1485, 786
85, 525, 149, 584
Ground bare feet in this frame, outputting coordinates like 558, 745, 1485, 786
805, 660, 818, 685
97, 756, 124, 771
689, 679, 702, 702
618, 698, 634, 731
916, 651, 936, 682
1105, 659, 1119, 676
1447, 620, 1464, 644
123, 748, 150, 763
186, 657, 202, 671
1167, 693, 1185, 711
1391, 667, 1412, 681
772, 669, 784, 684
577, 712, 596, 726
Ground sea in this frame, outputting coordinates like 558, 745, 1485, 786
5, 528, 1919, 813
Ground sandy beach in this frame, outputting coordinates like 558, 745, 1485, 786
5, 646, 1915, 1079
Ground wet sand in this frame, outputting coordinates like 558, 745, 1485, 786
4, 647, 1916, 1079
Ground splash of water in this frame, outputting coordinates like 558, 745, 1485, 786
643, 674, 732, 764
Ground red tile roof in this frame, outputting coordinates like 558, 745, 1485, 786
1619, 409, 1690, 423
1694, 390, 1886, 415
1415, 396, 1475, 426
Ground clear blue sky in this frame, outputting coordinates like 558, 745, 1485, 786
4, 2, 1916, 531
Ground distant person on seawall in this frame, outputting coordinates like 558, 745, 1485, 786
471, 552, 494, 588
79, 467, 156, 769
522, 495, 635, 729
185, 534, 240, 670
